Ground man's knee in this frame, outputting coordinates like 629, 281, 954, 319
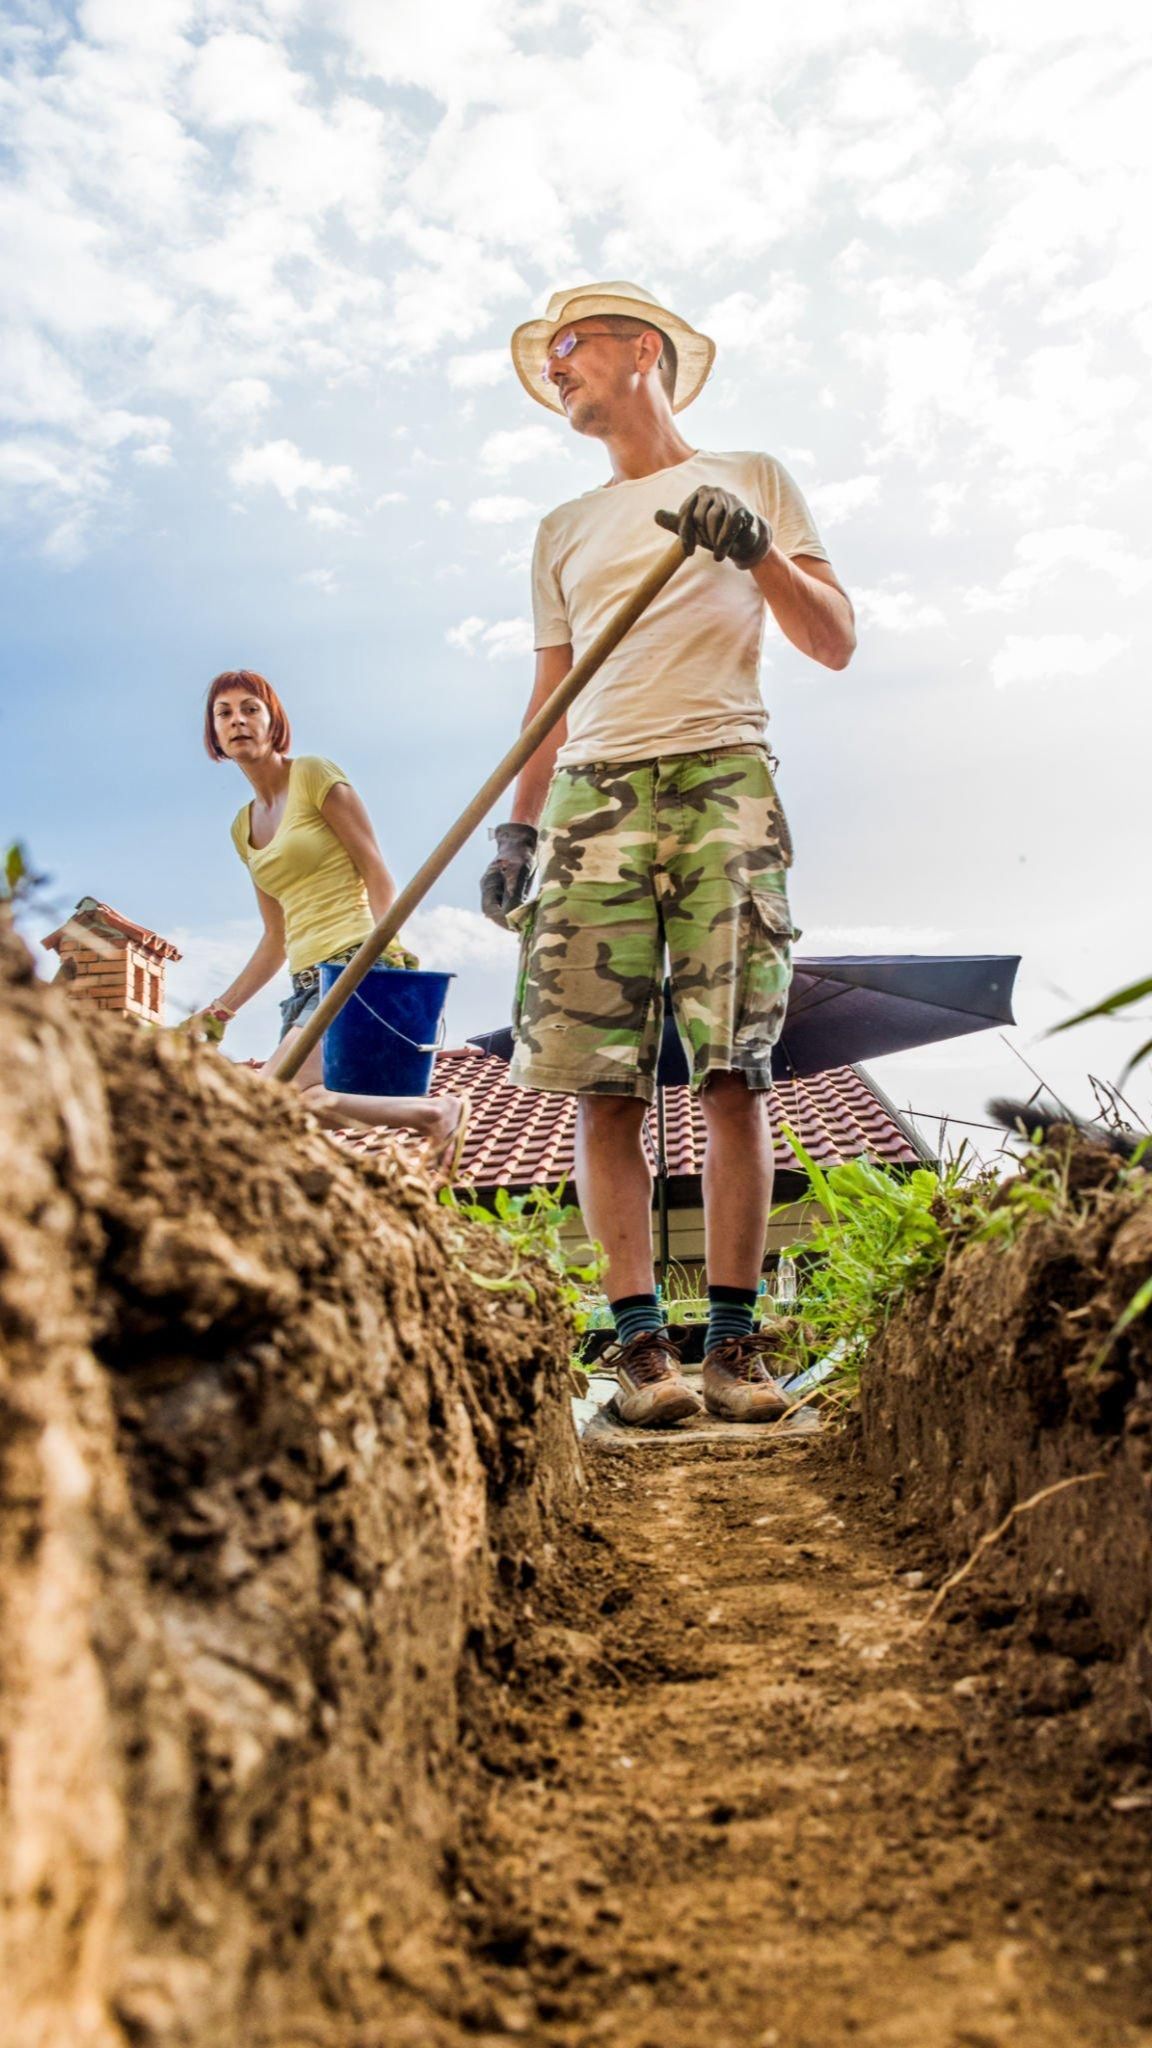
577, 1092, 649, 1141
700, 1071, 769, 1121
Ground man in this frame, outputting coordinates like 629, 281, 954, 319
480, 282, 855, 1428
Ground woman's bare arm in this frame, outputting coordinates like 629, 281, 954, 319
321, 782, 397, 923
186, 884, 286, 1034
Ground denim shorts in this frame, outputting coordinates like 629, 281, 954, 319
277, 940, 417, 1042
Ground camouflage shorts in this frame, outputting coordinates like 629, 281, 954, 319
508, 746, 796, 1103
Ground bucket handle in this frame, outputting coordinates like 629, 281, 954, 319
346, 984, 448, 1055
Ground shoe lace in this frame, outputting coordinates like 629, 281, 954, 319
708, 1330, 780, 1382
612, 1329, 681, 1386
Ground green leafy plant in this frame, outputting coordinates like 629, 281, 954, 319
439, 1178, 604, 1312
966, 1140, 1073, 1243
774, 1133, 996, 1399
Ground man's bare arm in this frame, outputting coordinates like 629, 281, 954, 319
508, 643, 573, 826
751, 552, 855, 671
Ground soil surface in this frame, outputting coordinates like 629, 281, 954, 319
447, 1433, 1152, 2048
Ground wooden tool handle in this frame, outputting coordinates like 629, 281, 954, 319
274, 530, 687, 1084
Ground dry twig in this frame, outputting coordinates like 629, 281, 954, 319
921, 1472, 1107, 1626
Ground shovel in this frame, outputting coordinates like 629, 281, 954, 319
275, 527, 688, 1084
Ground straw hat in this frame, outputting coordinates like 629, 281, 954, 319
510, 281, 716, 416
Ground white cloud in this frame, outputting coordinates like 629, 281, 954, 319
307, 504, 356, 531
132, 442, 173, 467
300, 566, 339, 595
479, 423, 558, 474
229, 438, 354, 506
853, 584, 945, 634
700, 278, 808, 361
965, 526, 1152, 612
405, 903, 517, 971
372, 490, 408, 507
205, 379, 274, 430
446, 614, 533, 658
165, 919, 262, 1018
467, 494, 539, 524
990, 632, 1129, 690
861, 162, 968, 228
447, 349, 509, 389
807, 474, 881, 525
446, 615, 485, 653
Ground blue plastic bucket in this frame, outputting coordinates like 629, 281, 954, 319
319, 961, 454, 1097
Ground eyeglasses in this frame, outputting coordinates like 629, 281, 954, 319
540, 328, 634, 384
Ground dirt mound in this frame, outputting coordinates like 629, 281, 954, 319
860, 1135, 1152, 1762
0, 930, 581, 2048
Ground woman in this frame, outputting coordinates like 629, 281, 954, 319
187, 668, 468, 1175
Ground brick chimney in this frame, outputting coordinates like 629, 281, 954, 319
42, 898, 182, 1026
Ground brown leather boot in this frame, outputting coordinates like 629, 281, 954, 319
607, 1329, 703, 1428
702, 1330, 789, 1422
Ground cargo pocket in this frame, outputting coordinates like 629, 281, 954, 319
735, 874, 797, 1065
505, 897, 538, 1040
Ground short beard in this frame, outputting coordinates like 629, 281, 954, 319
564, 393, 610, 438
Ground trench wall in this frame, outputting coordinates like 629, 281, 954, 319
0, 933, 582, 2048
860, 1149, 1152, 1754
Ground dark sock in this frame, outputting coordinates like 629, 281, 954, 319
611, 1292, 665, 1346
706, 1284, 758, 1353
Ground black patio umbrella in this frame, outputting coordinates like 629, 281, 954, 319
467, 953, 1019, 1272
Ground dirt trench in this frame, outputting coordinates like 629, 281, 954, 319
437, 1431, 1152, 2048
3, 926, 1151, 2048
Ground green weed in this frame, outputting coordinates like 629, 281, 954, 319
775, 1134, 998, 1399
439, 1178, 604, 1314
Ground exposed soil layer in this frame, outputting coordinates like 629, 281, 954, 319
0, 936, 581, 2048
860, 1138, 1152, 1762
429, 1433, 1152, 2048
5, 936, 1151, 2047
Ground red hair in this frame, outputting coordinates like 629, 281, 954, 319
204, 670, 292, 760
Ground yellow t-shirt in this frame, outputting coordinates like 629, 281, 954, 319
230, 756, 373, 975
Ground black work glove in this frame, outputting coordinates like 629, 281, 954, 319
656, 486, 772, 568
480, 821, 539, 929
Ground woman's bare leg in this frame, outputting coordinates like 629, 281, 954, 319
261, 1027, 463, 1146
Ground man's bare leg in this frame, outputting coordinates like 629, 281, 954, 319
575, 1093, 701, 1426
698, 1072, 786, 1420
574, 1094, 654, 1299
700, 1071, 774, 1287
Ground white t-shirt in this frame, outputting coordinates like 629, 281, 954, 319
531, 450, 829, 767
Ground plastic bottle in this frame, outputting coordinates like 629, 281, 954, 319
773, 1253, 798, 1309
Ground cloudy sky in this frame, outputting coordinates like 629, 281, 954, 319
4, 0, 1150, 1154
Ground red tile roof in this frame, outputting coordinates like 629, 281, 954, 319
42, 897, 182, 962
336, 1047, 928, 1186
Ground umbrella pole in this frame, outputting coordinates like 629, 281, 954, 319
274, 535, 687, 1085
655, 1082, 671, 1288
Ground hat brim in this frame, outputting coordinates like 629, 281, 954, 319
510, 293, 716, 415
